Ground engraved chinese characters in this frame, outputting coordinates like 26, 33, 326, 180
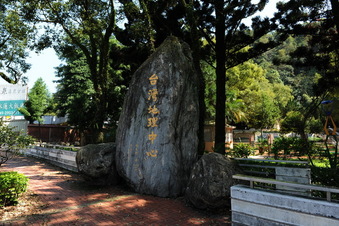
146, 74, 159, 156
115, 37, 199, 197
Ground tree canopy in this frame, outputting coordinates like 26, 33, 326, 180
1, 0, 338, 150
0, 1, 34, 84
18, 77, 50, 124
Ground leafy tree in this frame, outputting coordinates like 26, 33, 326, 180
20, 0, 123, 143
54, 50, 95, 132
204, 60, 246, 124
226, 59, 292, 129
226, 89, 246, 124
272, 0, 339, 167
0, 120, 35, 166
19, 78, 50, 124
0, 1, 34, 84
274, 0, 339, 96
251, 93, 280, 134
54, 40, 128, 143
203, 61, 216, 121
197, 1, 293, 154
116, 1, 286, 155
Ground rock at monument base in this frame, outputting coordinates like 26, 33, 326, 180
185, 153, 237, 210
115, 36, 200, 197
76, 143, 121, 186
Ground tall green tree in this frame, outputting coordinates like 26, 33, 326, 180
20, 0, 125, 143
193, 1, 288, 154
251, 93, 280, 134
54, 49, 95, 132
54, 38, 128, 143
19, 77, 50, 124
274, 0, 339, 96
117, 0, 286, 154
227, 59, 292, 129
225, 89, 246, 124
204, 62, 247, 124
0, 1, 33, 84
272, 0, 339, 167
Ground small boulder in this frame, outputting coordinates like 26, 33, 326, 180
76, 143, 120, 185
185, 153, 237, 209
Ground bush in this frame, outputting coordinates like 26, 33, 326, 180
0, 119, 35, 166
257, 139, 270, 154
270, 136, 322, 161
0, 171, 29, 206
311, 167, 339, 200
311, 167, 339, 187
233, 143, 253, 158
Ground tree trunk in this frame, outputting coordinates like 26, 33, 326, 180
330, 0, 339, 30
214, 0, 226, 155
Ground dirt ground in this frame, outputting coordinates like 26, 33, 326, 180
0, 189, 44, 221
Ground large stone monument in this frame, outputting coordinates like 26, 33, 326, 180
115, 36, 199, 197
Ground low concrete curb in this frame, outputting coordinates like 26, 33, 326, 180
21, 146, 78, 172
231, 185, 339, 226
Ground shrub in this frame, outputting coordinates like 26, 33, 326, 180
271, 136, 320, 160
0, 119, 35, 166
311, 167, 339, 187
233, 143, 253, 158
0, 171, 29, 206
257, 139, 270, 154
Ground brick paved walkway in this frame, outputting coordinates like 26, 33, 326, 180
1, 156, 231, 225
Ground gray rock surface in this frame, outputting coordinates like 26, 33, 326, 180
76, 143, 120, 185
115, 36, 199, 197
185, 153, 237, 209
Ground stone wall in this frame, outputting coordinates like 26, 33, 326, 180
21, 146, 78, 172
231, 185, 339, 225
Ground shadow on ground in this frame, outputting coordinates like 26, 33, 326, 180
1, 156, 231, 225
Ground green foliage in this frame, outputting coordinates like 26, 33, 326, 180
281, 101, 323, 136
54, 51, 95, 131
321, 135, 339, 169
257, 139, 271, 154
0, 171, 28, 206
227, 60, 292, 128
21, 1, 135, 143
271, 136, 313, 159
311, 167, 339, 187
280, 111, 304, 134
18, 78, 50, 124
232, 143, 254, 158
251, 94, 280, 130
271, 137, 294, 159
275, 0, 339, 96
0, 1, 33, 84
203, 62, 216, 121
226, 89, 246, 124
54, 40, 129, 142
0, 120, 35, 166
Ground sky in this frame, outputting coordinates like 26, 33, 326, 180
0, 0, 280, 95
24, 48, 62, 94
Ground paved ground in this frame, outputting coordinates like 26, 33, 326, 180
1, 156, 231, 225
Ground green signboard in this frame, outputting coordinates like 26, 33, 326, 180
0, 100, 25, 116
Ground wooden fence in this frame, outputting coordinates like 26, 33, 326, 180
28, 124, 80, 144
